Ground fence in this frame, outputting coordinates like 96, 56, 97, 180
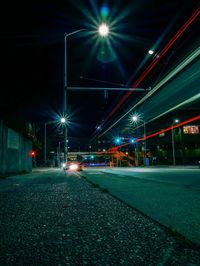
0, 119, 32, 176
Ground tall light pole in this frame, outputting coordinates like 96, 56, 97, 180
132, 115, 146, 166
171, 119, 179, 166
63, 29, 86, 164
45, 118, 66, 166
115, 137, 121, 167
63, 23, 109, 164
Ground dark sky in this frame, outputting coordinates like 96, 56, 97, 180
0, 0, 199, 144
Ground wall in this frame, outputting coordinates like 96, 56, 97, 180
0, 120, 32, 176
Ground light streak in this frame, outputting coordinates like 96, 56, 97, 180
110, 115, 200, 150
137, 115, 200, 141
105, 6, 200, 119
97, 47, 200, 138
148, 93, 200, 123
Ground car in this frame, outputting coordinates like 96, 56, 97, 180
62, 161, 83, 171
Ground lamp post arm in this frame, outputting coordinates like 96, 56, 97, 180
65, 29, 86, 38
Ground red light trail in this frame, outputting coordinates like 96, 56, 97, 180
106, 6, 200, 120
108, 115, 200, 152
137, 114, 200, 142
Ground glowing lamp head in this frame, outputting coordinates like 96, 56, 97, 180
148, 50, 154, 55
132, 116, 138, 122
98, 23, 109, 37
61, 117, 66, 124
130, 138, 135, 144
115, 138, 120, 144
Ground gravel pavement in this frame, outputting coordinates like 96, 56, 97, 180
0, 169, 200, 265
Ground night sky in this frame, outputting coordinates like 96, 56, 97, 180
0, 0, 199, 147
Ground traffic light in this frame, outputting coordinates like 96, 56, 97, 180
115, 137, 121, 144
29, 150, 36, 157
90, 155, 94, 159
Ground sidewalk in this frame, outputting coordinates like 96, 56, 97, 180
0, 169, 200, 265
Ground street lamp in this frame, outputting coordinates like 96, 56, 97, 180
98, 22, 109, 37
171, 119, 179, 166
60, 117, 66, 124
63, 24, 110, 165
132, 115, 146, 166
115, 137, 121, 167
44, 117, 67, 166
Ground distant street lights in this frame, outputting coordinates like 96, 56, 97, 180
63, 23, 109, 164
132, 115, 147, 166
171, 119, 179, 166
60, 117, 66, 124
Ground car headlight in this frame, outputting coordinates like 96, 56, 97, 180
69, 164, 78, 170
62, 163, 66, 168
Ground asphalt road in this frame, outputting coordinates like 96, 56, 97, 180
0, 168, 200, 265
81, 167, 200, 245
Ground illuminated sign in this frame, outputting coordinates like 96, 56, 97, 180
159, 130, 165, 137
183, 125, 199, 134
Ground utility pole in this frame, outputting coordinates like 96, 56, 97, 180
63, 33, 68, 164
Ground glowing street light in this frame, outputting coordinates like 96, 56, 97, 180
60, 117, 66, 124
115, 137, 121, 144
132, 115, 138, 122
98, 22, 109, 37
130, 138, 136, 144
148, 50, 154, 55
